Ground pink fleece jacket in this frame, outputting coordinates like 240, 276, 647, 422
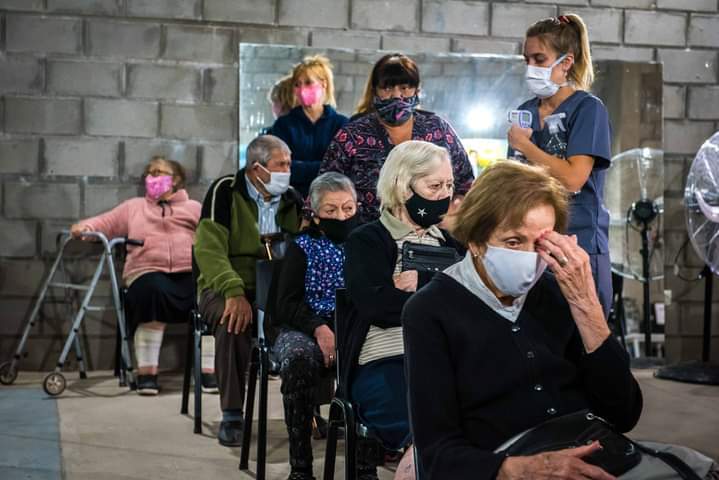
80, 189, 201, 282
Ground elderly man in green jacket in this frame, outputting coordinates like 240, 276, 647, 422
195, 135, 303, 446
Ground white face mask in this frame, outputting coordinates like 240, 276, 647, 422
481, 245, 547, 297
525, 54, 568, 99
257, 164, 291, 196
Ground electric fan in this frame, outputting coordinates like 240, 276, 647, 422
656, 131, 719, 385
605, 148, 664, 363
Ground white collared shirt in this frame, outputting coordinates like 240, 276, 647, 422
245, 174, 281, 235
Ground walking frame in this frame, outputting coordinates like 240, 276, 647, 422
0, 231, 142, 396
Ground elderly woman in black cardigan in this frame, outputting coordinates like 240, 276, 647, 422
343, 140, 464, 480
403, 161, 718, 480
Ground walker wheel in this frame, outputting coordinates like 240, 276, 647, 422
0, 361, 18, 385
43, 372, 66, 396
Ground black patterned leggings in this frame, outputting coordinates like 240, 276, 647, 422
274, 329, 325, 470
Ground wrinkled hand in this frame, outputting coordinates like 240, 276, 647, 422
220, 295, 253, 335
536, 231, 597, 308
393, 270, 418, 292
497, 442, 615, 480
314, 324, 336, 368
70, 223, 92, 239
507, 124, 533, 154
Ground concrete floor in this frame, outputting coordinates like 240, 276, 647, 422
1, 369, 717, 480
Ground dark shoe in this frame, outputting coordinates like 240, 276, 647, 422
287, 469, 316, 480
136, 375, 159, 396
357, 467, 379, 480
311, 413, 328, 439
201, 372, 219, 394
217, 419, 244, 447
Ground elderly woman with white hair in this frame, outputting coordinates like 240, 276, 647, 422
274, 172, 359, 480
342, 140, 465, 480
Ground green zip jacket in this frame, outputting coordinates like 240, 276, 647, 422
194, 168, 303, 298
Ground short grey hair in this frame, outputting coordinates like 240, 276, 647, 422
377, 140, 451, 212
309, 172, 357, 212
246, 135, 290, 168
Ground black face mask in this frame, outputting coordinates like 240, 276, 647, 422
318, 215, 360, 244
405, 188, 450, 229
373, 95, 419, 126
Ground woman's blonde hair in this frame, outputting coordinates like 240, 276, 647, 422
356, 53, 420, 115
292, 54, 337, 107
526, 14, 594, 90
377, 140, 450, 213
451, 161, 569, 247
268, 74, 295, 113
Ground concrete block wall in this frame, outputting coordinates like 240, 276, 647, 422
1, 0, 718, 371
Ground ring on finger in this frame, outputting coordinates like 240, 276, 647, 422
558, 256, 569, 267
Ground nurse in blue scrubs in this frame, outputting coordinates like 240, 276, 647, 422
508, 13, 613, 316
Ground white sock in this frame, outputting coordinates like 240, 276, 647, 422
201, 335, 215, 373
134, 325, 164, 369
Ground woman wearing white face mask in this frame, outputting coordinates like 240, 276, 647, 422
404, 162, 718, 480
268, 55, 349, 198
507, 14, 613, 318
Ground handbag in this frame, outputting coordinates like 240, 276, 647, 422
401, 242, 460, 273
495, 410, 702, 479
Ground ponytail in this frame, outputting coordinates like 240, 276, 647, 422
526, 13, 594, 90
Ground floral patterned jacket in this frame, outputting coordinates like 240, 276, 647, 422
319, 110, 475, 223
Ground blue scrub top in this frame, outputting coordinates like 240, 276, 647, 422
511, 91, 612, 255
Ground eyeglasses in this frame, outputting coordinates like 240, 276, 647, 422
147, 169, 173, 177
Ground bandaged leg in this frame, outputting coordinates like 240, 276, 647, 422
134, 322, 165, 375
201, 335, 215, 374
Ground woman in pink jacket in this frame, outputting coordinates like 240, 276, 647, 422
71, 156, 206, 395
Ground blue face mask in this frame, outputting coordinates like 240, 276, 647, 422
373, 94, 419, 126
482, 245, 547, 297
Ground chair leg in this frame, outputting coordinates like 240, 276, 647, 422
181, 320, 193, 415
256, 346, 270, 480
344, 403, 357, 480
323, 400, 342, 480
193, 329, 202, 434
240, 346, 259, 471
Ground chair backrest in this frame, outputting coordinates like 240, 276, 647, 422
333, 288, 351, 392
255, 259, 275, 312
255, 259, 284, 344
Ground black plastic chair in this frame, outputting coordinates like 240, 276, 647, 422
324, 288, 396, 480
180, 306, 208, 434
239, 259, 282, 480
180, 249, 208, 434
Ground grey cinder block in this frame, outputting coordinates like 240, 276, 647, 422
47, 0, 123, 15
4, 182, 81, 219
688, 86, 719, 120
161, 104, 236, 141
421, 1, 489, 36
44, 138, 120, 177
87, 19, 161, 59
85, 99, 159, 138
123, 139, 198, 178
5, 97, 82, 135
0, 219, 37, 257
163, 25, 235, 64
491, 4, 556, 38
0, 139, 40, 174
625, 10, 686, 47
663, 120, 715, 154
126, 0, 201, 20
205, 67, 238, 105
6, 14, 83, 55
352, 0, 418, 32
658, 48, 718, 83
203, 0, 276, 25
0, 55, 44, 95
311, 31, 381, 50
279, 0, 349, 29
689, 14, 719, 48
47, 60, 124, 97
127, 64, 202, 102
451, 38, 519, 55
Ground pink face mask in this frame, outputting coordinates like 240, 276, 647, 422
145, 175, 173, 200
294, 83, 324, 107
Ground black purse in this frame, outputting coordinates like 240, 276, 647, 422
495, 410, 702, 479
401, 242, 461, 273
